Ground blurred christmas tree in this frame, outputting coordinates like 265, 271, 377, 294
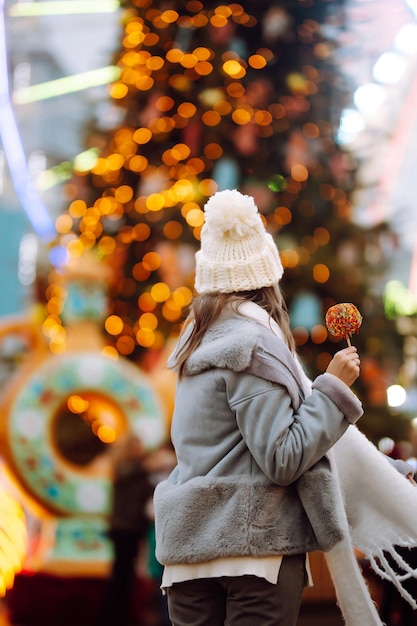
48, 0, 405, 439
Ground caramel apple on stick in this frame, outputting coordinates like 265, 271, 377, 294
325, 302, 363, 347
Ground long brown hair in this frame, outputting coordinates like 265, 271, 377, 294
175, 284, 296, 378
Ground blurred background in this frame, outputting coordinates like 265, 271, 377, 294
1, 0, 417, 624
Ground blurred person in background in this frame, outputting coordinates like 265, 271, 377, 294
377, 437, 417, 626
96, 432, 153, 626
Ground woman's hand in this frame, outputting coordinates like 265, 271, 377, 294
326, 346, 360, 387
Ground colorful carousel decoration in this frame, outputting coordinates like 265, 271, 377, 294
0, 253, 167, 577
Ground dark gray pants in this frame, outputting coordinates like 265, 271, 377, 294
167, 554, 307, 626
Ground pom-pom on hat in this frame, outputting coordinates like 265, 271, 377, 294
195, 189, 284, 294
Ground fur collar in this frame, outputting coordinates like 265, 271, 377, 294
183, 315, 257, 374
169, 313, 304, 407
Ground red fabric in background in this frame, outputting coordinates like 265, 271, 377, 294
5, 573, 158, 626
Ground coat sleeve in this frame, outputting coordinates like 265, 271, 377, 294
224, 370, 361, 486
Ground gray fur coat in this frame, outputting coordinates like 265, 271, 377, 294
154, 313, 362, 564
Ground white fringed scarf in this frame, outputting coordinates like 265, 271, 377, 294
327, 426, 417, 626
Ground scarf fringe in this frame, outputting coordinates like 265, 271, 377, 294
366, 547, 417, 609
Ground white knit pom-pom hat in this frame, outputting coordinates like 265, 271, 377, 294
195, 189, 284, 294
